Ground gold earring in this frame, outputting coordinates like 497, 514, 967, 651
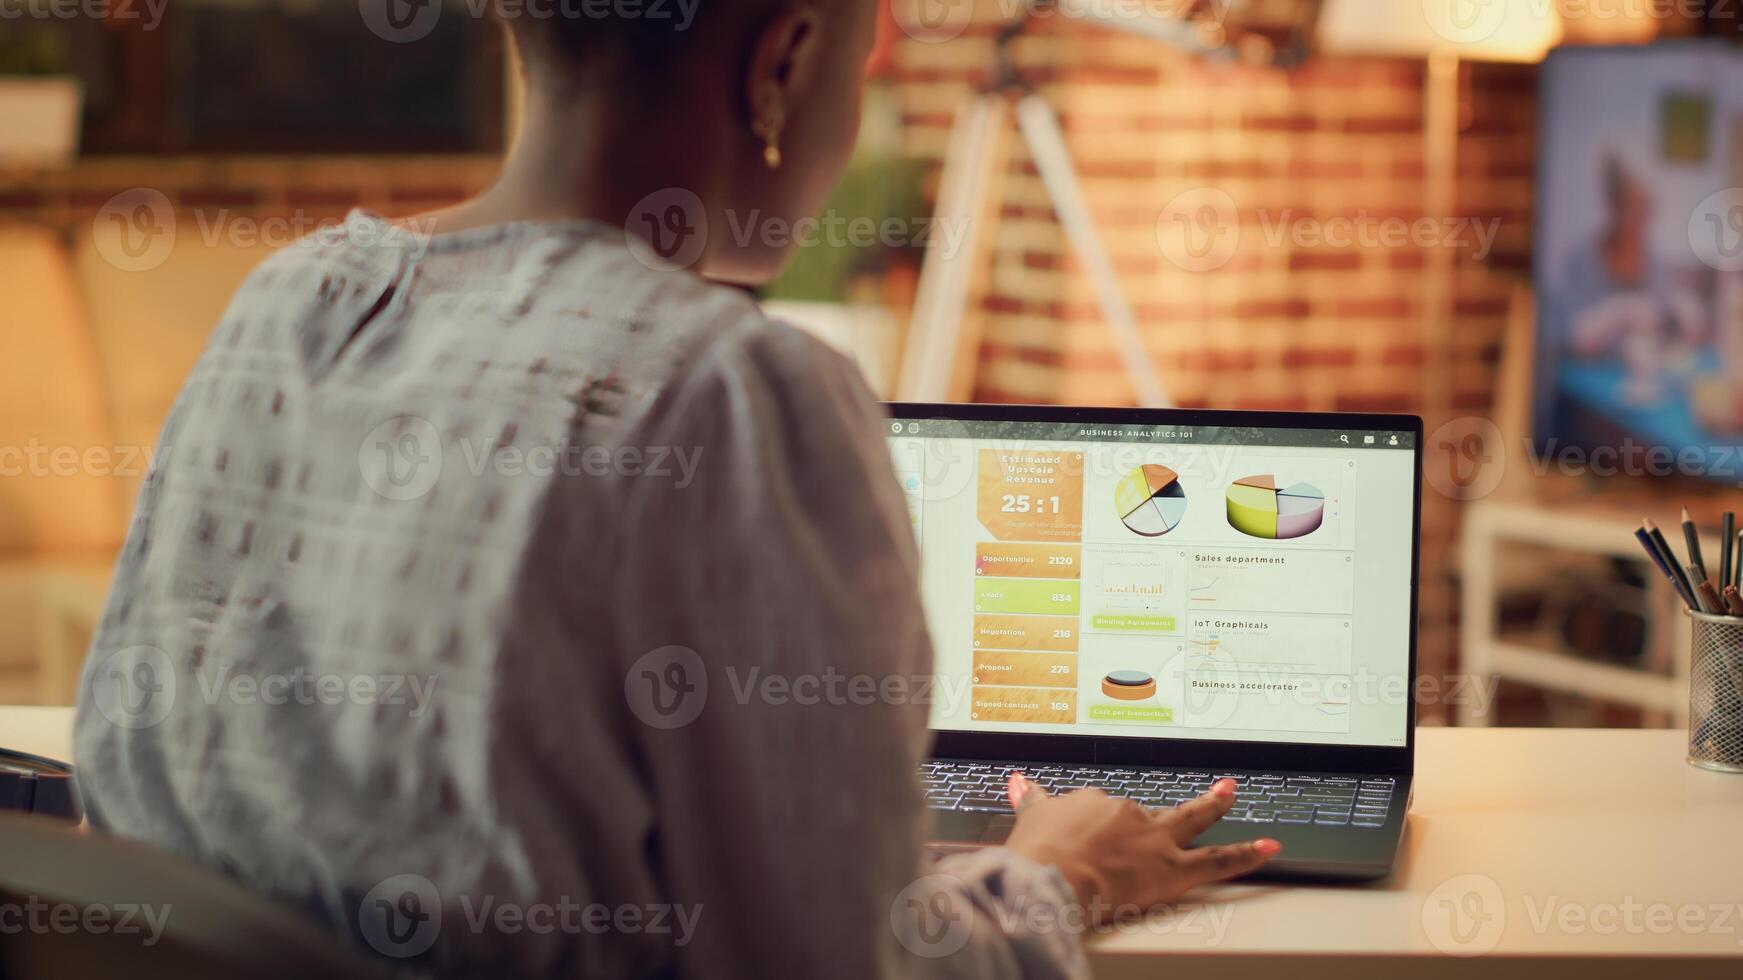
760, 119, 782, 170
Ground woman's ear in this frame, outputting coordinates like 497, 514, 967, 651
743, 5, 822, 161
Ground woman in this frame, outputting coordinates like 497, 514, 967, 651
73, 1, 1276, 976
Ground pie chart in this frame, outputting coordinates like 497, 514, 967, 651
1226, 475, 1325, 540
1115, 464, 1187, 537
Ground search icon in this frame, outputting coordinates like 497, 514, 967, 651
1338, 434, 1350, 444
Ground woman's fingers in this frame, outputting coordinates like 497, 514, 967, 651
1163, 778, 1238, 843
1180, 839, 1283, 888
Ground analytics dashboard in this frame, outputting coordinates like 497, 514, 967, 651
887, 418, 1417, 749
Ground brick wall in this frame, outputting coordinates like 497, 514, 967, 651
884, 1, 1679, 715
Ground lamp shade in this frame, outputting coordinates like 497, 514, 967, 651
1318, 0, 1563, 62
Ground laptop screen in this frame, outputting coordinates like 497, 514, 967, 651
887, 413, 1417, 750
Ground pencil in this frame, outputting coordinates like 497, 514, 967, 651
1725, 585, 1743, 617
1637, 525, 1697, 610
1683, 507, 1708, 585
1694, 569, 1723, 614
1645, 519, 1697, 606
1735, 529, 1742, 599
1723, 513, 1735, 591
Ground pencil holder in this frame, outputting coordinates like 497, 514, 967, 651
1687, 610, 1743, 773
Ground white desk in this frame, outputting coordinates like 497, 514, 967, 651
1094, 727, 1743, 978
5, 710, 1739, 976
0, 705, 73, 761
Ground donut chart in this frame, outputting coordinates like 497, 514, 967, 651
1226, 475, 1325, 540
1114, 465, 1187, 537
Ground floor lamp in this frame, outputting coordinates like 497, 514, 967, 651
1317, 0, 1562, 429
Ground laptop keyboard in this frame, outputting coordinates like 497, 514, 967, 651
922, 761, 1396, 828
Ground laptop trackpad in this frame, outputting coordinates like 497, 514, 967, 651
930, 809, 1018, 846
980, 814, 1016, 844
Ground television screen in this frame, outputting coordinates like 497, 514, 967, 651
1533, 43, 1743, 484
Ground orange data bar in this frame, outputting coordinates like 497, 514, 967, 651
974, 541, 1082, 580
972, 614, 1080, 652
972, 651, 1077, 688
971, 687, 1077, 725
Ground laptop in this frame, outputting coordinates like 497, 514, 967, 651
886, 404, 1421, 881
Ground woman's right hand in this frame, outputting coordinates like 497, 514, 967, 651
1003, 778, 1280, 920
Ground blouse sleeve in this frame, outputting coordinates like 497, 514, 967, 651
604, 319, 1089, 980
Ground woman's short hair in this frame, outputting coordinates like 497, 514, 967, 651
495, 0, 747, 79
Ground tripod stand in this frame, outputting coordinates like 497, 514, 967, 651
896, 10, 1173, 407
